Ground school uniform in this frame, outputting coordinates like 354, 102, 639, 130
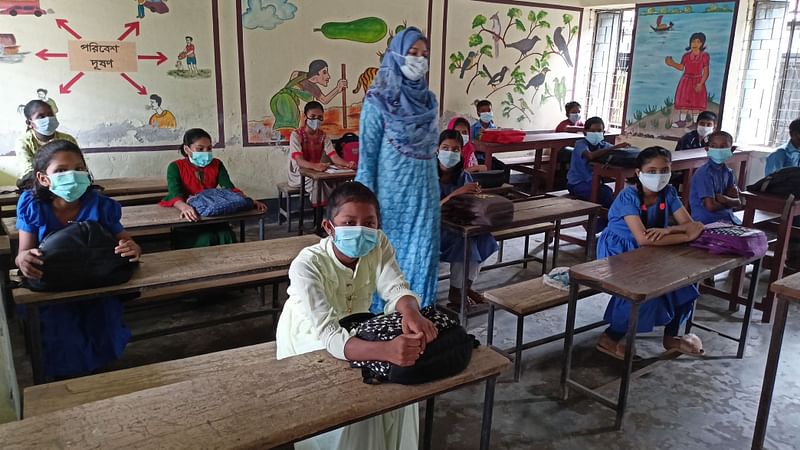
447, 117, 479, 169
689, 160, 740, 224
567, 138, 614, 230
765, 141, 800, 176
277, 233, 419, 450
470, 119, 496, 141
288, 126, 339, 206
15, 129, 77, 177
597, 186, 699, 339
16, 189, 131, 378
675, 130, 709, 151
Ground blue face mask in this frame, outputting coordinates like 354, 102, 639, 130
585, 132, 604, 146
332, 226, 379, 259
32, 116, 59, 136
438, 150, 461, 169
189, 151, 213, 168
48, 170, 91, 202
479, 112, 493, 123
707, 147, 733, 164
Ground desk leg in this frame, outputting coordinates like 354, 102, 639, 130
460, 233, 470, 327
480, 377, 497, 450
738, 160, 748, 191
553, 219, 562, 268
259, 218, 265, 241
239, 220, 245, 242
738, 258, 762, 359
546, 147, 558, 192
752, 296, 789, 450
730, 206, 757, 312
298, 174, 306, 236
762, 217, 792, 323
485, 151, 493, 170
615, 302, 640, 431
314, 183, 323, 236
590, 171, 601, 203
586, 212, 597, 261
560, 279, 579, 400
26, 305, 44, 385
423, 397, 435, 450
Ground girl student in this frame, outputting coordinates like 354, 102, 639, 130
447, 116, 487, 173
15, 140, 141, 379
595, 146, 706, 360
160, 128, 267, 248
15, 99, 77, 182
277, 181, 436, 449
438, 129, 498, 309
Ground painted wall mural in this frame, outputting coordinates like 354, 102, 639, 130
0, 0, 223, 154
441, 0, 581, 130
622, 1, 738, 140
238, 0, 430, 146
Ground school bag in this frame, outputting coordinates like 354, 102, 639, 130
690, 222, 768, 258
468, 169, 506, 189
22, 221, 138, 292
441, 193, 514, 227
479, 129, 526, 144
599, 147, 641, 169
333, 132, 359, 165
746, 167, 800, 197
345, 306, 478, 385
186, 188, 254, 217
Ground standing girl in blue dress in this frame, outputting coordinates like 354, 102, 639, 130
596, 146, 705, 359
15, 140, 141, 379
438, 130, 498, 309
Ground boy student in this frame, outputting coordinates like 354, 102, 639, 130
470, 99, 496, 141
675, 110, 716, 151
555, 101, 583, 132
689, 131, 741, 224
765, 118, 800, 176
277, 181, 435, 449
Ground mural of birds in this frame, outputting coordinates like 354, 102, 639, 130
483, 65, 509, 87
507, 37, 540, 58
553, 76, 567, 106
489, 13, 502, 57
553, 27, 573, 67
525, 68, 550, 91
460, 51, 478, 79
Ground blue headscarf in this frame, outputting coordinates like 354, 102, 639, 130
365, 27, 439, 160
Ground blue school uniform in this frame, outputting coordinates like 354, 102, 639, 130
675, 130, 709, 151
597, 186, 699, 337
471, 119, 496, 141
765, 141, 800, 176
690, 160, 740, 225
16, 189, 131, 379
440, 171, 498, 264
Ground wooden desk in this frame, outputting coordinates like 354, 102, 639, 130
442, 196, 602, 326
12, 235, 319, 384
0, 177, 167, 208
297, 168, 356, 235
589, 148, 751, 206
7, 344, 509, 450
752, 272, 800, 449
561, 245, 763, 430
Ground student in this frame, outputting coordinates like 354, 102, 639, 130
277, 181, 437, 450
675, 110, 717, 151
689, 131, 741, 224
15, 100, 77, 180
596, 146, 705, 359
15, 140, 140, 379
160, 128, 266, 248
447, 116, 487, 172
765, 118, 800, 176
555, 101, 583, 132
437, 130, 498, 308
566, 117, 630, 228
288, 101, 356, 206
470, 99, 496, 142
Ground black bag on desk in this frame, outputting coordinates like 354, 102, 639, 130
441, 193, 514, 227
469, 170, 506, 189
599, 148, 641, 168
22, 221, 137, 292
747, 167, 800, 197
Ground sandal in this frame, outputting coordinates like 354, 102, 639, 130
664, 333, 705, 357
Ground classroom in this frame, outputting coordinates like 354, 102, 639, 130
0, 0, 799, 448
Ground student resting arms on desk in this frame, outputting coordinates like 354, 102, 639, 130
689, 131, 741, 225
596, 146, 705, 360
160, 128, 266, 248
15, 140, 141, 379
277, 181, 437, 450
15, 99, 77, 186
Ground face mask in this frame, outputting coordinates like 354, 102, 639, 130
189, 151, 213, 168
479, 112, 493, 123
697, 125, 714, 138
438, 150, 461, 168
460, 133, 469, 146
399, 55, 428, 81
306, 119, 321, 130
638, 172, 671, 193
32, 116, 59, 136
48, 170, 91, 202
569, 113, 581, 124
707, 147, 733, 164
585, 132, 604, 146
332, 226, 379, 258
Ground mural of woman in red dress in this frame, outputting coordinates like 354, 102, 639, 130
664, 32, 709, 129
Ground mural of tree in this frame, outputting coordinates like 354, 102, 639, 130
448, 8, 578, 123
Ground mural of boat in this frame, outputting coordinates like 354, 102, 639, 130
0, 33, 29, 63
651, 15, 674, 32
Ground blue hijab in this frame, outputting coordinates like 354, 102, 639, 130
365, 27, 439, 160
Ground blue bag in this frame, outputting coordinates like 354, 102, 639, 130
187, 188, 254, 217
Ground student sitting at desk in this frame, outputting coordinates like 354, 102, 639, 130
675, 110, 716, 151
15, 99, 77, 185
160, 128, 266, 248
470, 99, 496, 142
765, 118, 800, 176
555, 101, 583, 132
288, 101, 355, 206
596, 146, 705, 360
438, 130, 498, 309
689, 131, 741, 224
15, 140, 141, 379
277, 181, 437, 450
448, 117, 487, 173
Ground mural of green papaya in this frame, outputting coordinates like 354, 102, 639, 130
314, 17, 388, 43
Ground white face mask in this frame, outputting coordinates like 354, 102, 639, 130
438, 150, 461, 168
460, 133, 469, 146
400, 55, 428, 81
569, 113, 581, 124
697, 125, 714, 138
306, 118, 321, 130
638, 172, 672, 193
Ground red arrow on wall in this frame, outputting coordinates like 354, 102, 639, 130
120, 73, 147, 95
137, 52, 168, 66
55, 19, 82, 40
118, 22, 140, 41
35, 49, 68, 61
59, 72, 85, 94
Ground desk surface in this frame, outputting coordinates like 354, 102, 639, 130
0, 177, 167, 206
6, 345, 508, 449
12, 235, 320, 305
299, 167, 356, 181
569, 245, 757, 302
771, 272, 800, 301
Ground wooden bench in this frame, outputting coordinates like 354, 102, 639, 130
483, 277, 600, 381
487, 222, 555, 274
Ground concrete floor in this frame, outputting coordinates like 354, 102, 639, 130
3, 220, 800, 450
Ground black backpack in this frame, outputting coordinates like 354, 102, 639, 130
23, 221, 138, 292
747, 167, 800, 197
600, 147, 641, 168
